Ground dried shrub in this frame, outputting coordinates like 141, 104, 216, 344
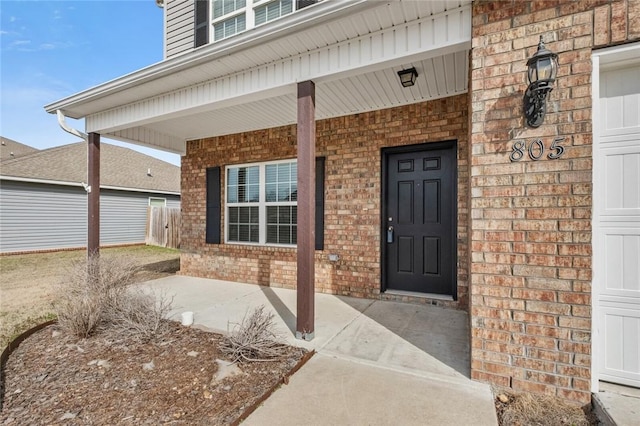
495, 390, 592, 426
54, 253, 172, 340
55, 291, 103, 338
105, 287, 173, 342
221, 305, 289, 363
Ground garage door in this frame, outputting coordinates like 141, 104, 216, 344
594, 58, 640, 388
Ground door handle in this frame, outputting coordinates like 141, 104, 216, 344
387, 226, 394, 243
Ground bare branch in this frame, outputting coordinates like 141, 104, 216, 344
220, 305, 289, 363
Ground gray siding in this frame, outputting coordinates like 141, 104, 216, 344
0, 180, 180, 253
101, 189, 180, 244
0, 181, 87, 252
165, 0, 195, 59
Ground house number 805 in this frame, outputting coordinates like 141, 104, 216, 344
510, 137, 565, 162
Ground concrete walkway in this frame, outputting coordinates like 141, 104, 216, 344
593, 382, 640, 426
143, 275, 498, 425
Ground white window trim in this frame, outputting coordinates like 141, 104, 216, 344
225, 158, 297, 247
148, 197, 167, 207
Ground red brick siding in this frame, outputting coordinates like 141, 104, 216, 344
181, 95, 469, 308
470, 0, 639, 404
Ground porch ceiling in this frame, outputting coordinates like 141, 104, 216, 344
144, 52, 469, 142
46, 0, 472, 155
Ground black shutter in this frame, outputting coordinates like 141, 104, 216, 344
315, 157, 325, 250
297, 0, 319, 10
206, 166, 221, 244
194, 0, 209, 48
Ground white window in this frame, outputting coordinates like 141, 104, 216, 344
209, 0, 321, 43
212, 0, 247, 41
226, 159, 297, 246
149, 197, 167, 207
255, 0, 293, 26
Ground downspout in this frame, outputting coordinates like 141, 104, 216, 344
56, 110, 88, 141
57, 110, 90, 193
56, 110, 100, 259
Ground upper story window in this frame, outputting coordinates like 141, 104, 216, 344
212, 0, 247, 41
195, 0, 321, 48
254, 0, 293, 26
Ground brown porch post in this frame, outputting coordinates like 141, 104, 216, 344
87, 132, 100, 257
296, 80, 315, 341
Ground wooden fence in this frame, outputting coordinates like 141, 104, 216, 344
146, 206, 180, 249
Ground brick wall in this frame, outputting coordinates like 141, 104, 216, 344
181, 94, 470, 308
470, 0, 640, 404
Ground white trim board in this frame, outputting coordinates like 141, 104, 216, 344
591, 41, 640, 393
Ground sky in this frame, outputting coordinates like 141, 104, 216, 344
0, 0, 181, 166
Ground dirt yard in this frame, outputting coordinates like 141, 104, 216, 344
0, 245, 180, 349
1, 246, 309, 424
1, 322, 307, 424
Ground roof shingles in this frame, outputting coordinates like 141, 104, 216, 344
0, 137, 39, 161
0, 142, 180, 193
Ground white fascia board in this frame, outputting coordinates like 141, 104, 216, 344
100, 185, 180, 196
44, 0, 373, 118
0, 175, 86, 188
0, 175, 180, 196
89, 82, 296, 134
87, 5, 471, 135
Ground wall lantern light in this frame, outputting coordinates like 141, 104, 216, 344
397, 67, 418, 87
523, 36, 559, 128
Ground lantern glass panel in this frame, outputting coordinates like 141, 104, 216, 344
528, 65, 536, 84
538, 57, 553, 80
549, 57, 558, 80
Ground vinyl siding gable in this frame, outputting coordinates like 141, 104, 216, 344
165, 0, 195, 59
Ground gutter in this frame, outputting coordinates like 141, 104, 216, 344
44, 0, 373, 118
0, 175, 180, 196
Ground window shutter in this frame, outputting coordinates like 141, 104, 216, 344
206, 166, 221, 244
315, 157, 325, 250
194, 0, 209, 48
297, 0, 318, 10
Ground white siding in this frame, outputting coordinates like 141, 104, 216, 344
0, 180, 180, 253
165, 0, 195, 59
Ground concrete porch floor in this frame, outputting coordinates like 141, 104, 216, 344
593, 382, 640, 426
142, 275, 498, 425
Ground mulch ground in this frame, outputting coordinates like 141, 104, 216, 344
1, 322, 307, 425
494, 390, 599, 426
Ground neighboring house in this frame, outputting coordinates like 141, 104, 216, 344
0, 141, 180, 253
44, 0, 640, 404
0, 137, 39, 161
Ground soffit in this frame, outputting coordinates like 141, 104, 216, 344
48, 0, 472, 154
143, 52, 468, 142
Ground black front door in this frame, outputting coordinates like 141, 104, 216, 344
383, 141, 457, 296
